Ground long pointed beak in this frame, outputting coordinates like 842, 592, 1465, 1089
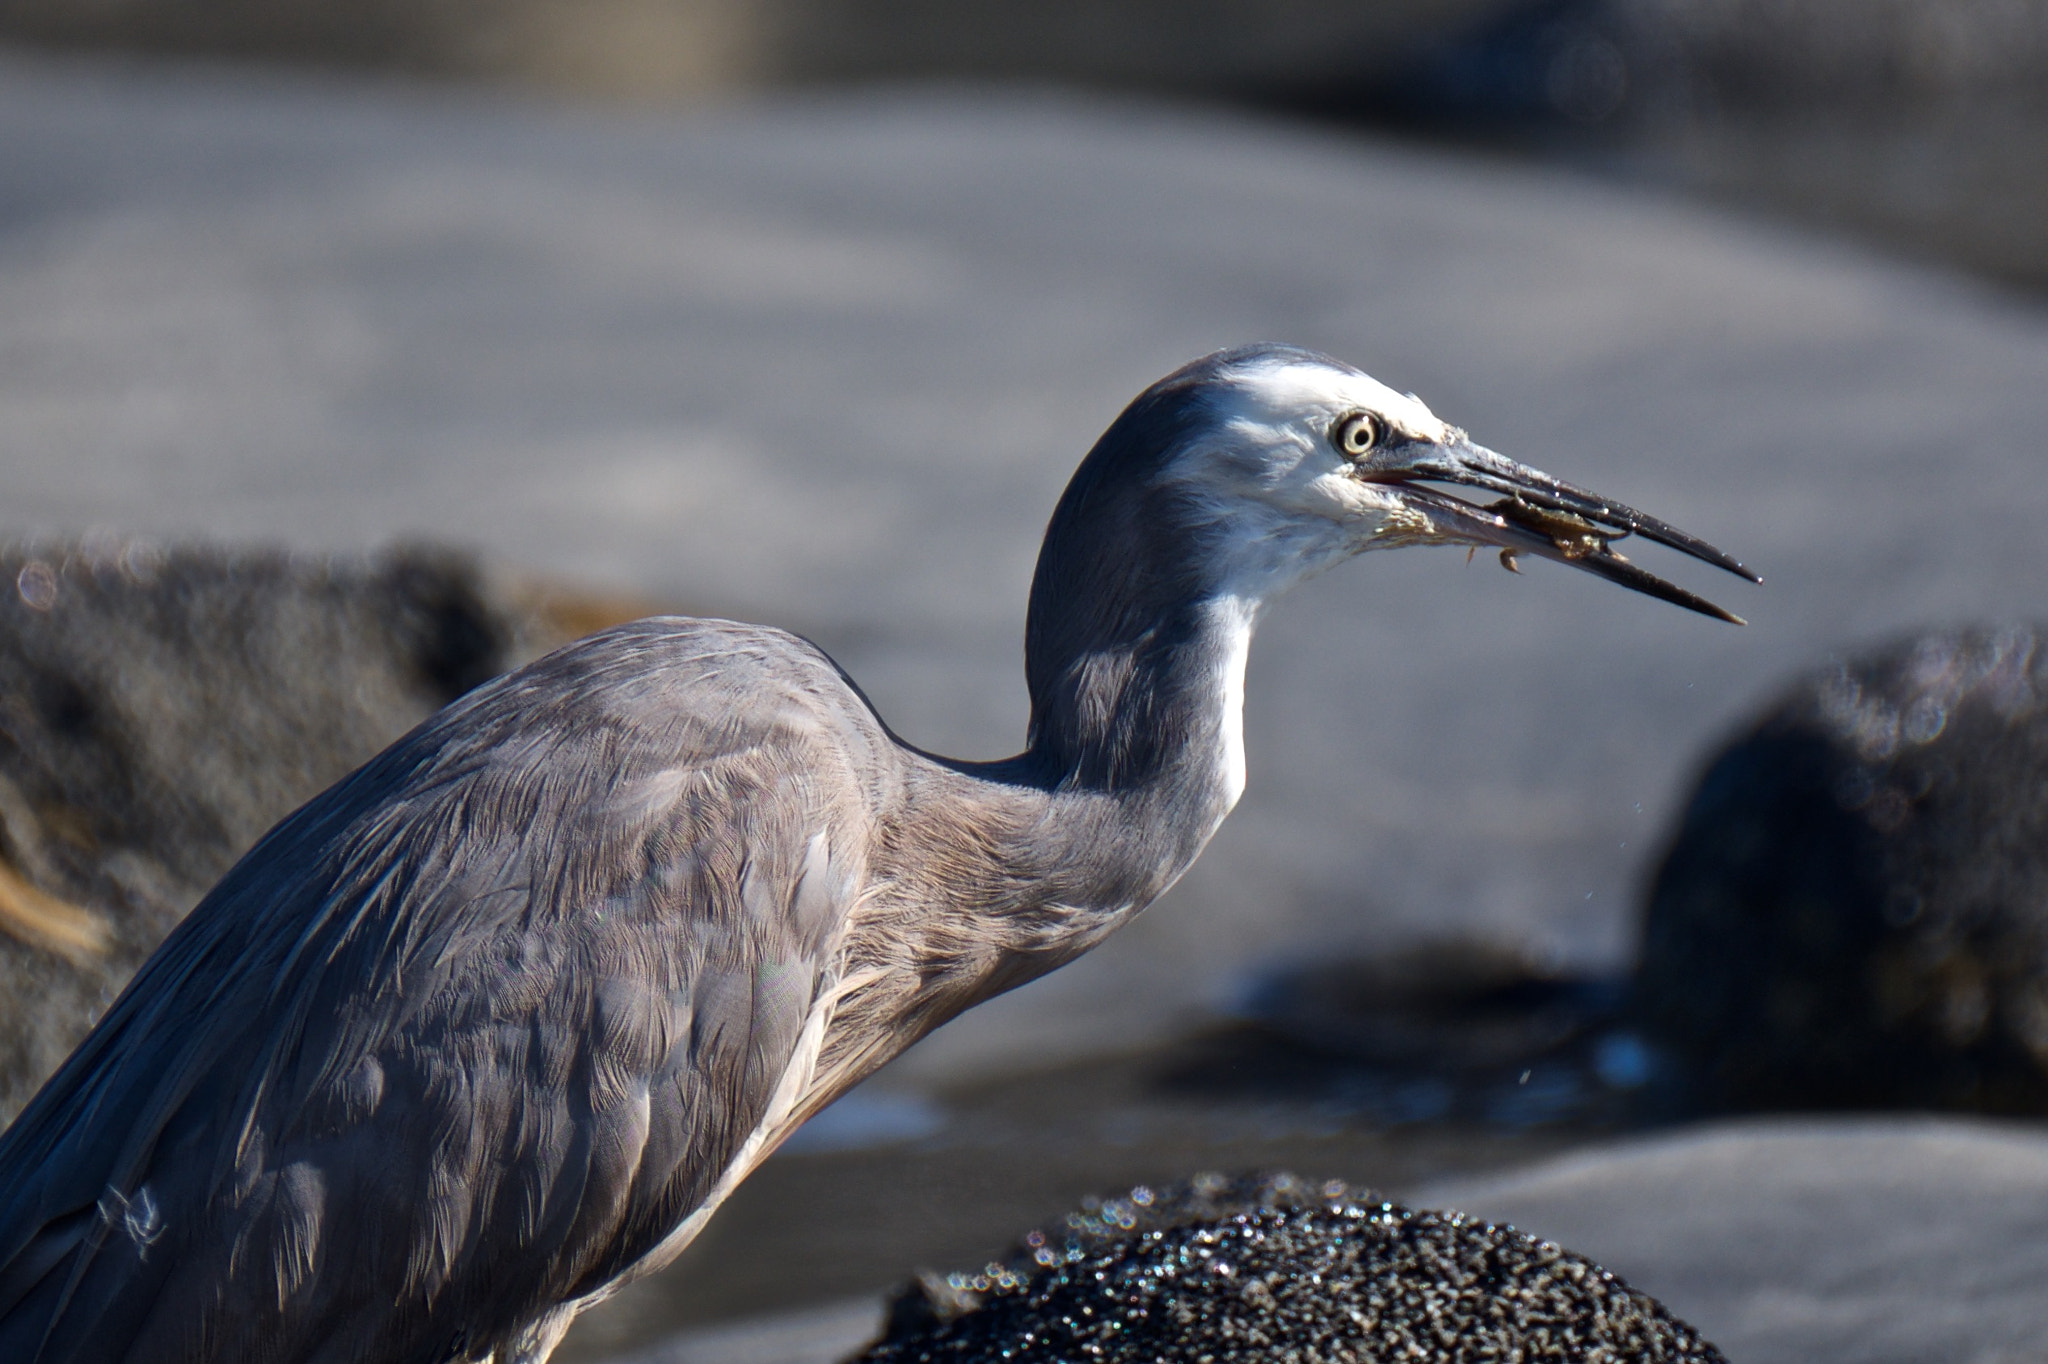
1358, 436, 1759, 624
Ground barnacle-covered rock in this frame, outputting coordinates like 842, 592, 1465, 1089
1638, 624, 2048, 1112
856, 1172, 1723, 1363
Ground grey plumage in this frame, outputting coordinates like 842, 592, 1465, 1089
0, 622, 861, 1360
0, 345, 1753, 1362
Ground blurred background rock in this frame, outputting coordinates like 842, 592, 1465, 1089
1361, 0, 2048, 287
0, 541, 640, 1124
1, 0, 2044, 284
1640, 624, 2048, 1115
0, 0, 1516, 100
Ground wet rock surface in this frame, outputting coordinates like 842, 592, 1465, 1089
1638, 624, 2048, 1112
0, 540, 613, 1123
1420, 1117, 2048, 1364
854, 1172, 1724, 1363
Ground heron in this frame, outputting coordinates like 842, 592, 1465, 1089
0, 344, 1753, 1363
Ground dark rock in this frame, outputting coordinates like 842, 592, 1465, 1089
0, 539, 631, 1124
1155, 942, 1650, 1132
1637, 624, 2048, 1113
855, 1172, 1725, 1363
1353, 0, 2048, 288
0, 0, 1522, 106
1385, 0, 2048, 124
1243, 939, 1628, 1072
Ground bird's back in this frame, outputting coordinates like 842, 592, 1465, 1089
0, 617, 889, 1364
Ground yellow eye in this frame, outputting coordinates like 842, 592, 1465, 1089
1334, 412, 1383, 459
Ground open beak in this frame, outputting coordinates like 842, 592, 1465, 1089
1357, 435, 1759, 624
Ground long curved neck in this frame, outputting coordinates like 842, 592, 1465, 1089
987, 415, 1265, 918
883, 417, 1267, 944
840, 574, 1256, 1076
1021, 373, 1244, 795
1023, 582, 1254, 834
816, 420, 1266, 1092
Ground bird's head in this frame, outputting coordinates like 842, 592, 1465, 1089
1132, 343, 1757, 621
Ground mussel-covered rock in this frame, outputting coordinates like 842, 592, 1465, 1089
1638, 624, 2048, 1112
856, 1172, 1724, 1363
0, 540, 628, 1123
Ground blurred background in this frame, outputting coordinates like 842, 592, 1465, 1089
2, 0, 2045, 285
1, 4, 2046, 1362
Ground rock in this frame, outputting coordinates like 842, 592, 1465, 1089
600, 1117, 2048, 1364
1373, 0, 2048, 286
0, 0, 1519, 105
1242, 939, 1628, 1072
1388, 0, 2048, 125
0, 539, 624, 1123
1418, 1117, 2048, 1364
1162, 941, 1647, 1130
854, 1172, 1725, 1362
1636, 624, 2048, 1112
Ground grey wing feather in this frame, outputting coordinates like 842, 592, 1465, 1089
0, 618, 881, 1364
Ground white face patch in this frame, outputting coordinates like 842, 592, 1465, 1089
1219, 353, 1453, 447
1162, 352, 1458, 605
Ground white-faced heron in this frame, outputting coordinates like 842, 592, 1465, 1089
0, 344, 1753, 1362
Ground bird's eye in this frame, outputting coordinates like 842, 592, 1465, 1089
1333, 412, 1384, 459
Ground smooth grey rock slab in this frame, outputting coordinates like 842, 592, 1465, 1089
3, 52, 2046, 1083
1420, 1117, 2048, 1364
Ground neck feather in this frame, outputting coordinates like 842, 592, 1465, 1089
1023, 594, 1255, 808
1019, 370, 1255, 801
851, 586, 1256, 1065
831, 417, 1272, 1070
